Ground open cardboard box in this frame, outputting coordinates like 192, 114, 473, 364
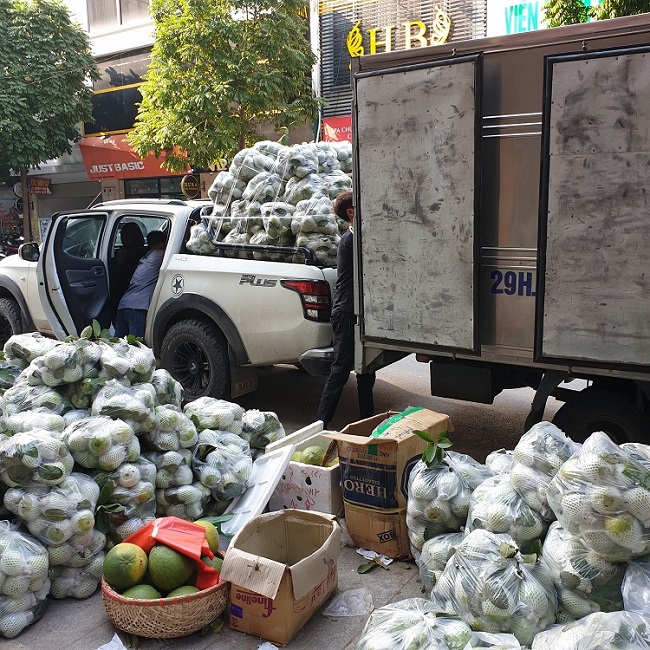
267, 421, 343, 515
324, 408, 452, 558
220, 509, 341, 645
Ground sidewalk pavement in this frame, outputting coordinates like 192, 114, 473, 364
10, 531, 424, 650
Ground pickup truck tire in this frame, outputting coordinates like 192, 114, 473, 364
160, 319, 230, 401
0, 298, 23, 346
552, 387, 649, 444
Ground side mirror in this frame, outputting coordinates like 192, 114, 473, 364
19, 242, 39, 262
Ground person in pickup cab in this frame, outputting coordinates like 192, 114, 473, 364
114, 230, 167, 339
316, 191, 375, 429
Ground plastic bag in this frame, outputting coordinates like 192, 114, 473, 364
314, 142, 342, 174
186, 222, 219, 255
183, 397, 245, 434
253, 139, 287, 160
509, 422, 580, 521
91, 380, 156, 434
543, 521, 625, 620
192, 429, 253, 501
322, 169, 352, 198
62, 415, 139, 470
48, 555, 104, 599
432, 529, 557, 646
0, 357, 23, 389
142, 405, 198, 452
4, 473, 99, 546
143, 449, 194, 488
331, 141, 353, 173
291, 196, 338, 235
242, 171, 284, 203
321, 587, 373, 617
622, 554, 650, 614
547, 431, 650, 562
47, 528, 106, 569
155, 482, 211, 520
241, 409, 285, 449
23, 339, 102, 387
284, 174, 328, 204
530, 611, 650, 649
275, 143, 319, 179
3, 378, 69, 415
0, 429, 74, 487
207, 170, 246, 206
466, 474, 548, 551
407, 452, 493, 554
0, 521, 50, 638
418, 532, 464, 594
97, 340, 156, 384
295, 233, 339, 267
150, 369, 183, 408
356, 598, 473, 650
3, 410, 65, 436
230, 147, 275, 182
485, 449, 514, 476
3, 332, 60, 365
462, 632, 525, 649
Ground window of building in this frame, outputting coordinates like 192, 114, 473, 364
87, 0, 150, 33
124, 178, 184, 200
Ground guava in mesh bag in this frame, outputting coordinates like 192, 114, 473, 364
91, 380, 156, 435
23, 338, 102, 387
623, 552, 650, 620
62, 408, 91, 428
47, 528, 106, 569
275, 143, 319, 179
509, 422, 580, 521
547, 431, 650, 562
48, 553, 105, 599
0, 521, 50, 639
62, 415, 139, 471
3, 378, 69, 416
60, 376, 103, 410
356, 597, 473, 650
93, 457, 157, 543
242, 171, 284, 203
261, 202, 296, 245
419, 532, 464, 595
250, 231, 295, 262
230, 147, 275, 182
283, 173, 328, 205
486, 449, 514, 476
253, 139, 286, 161
184, 397, 245, 434
466, 474, 549, 551
332, 140, 353, 173
462, 631, 525, 649
143, 448, 194, 488
187, 222, 219, 254
241, 409, 286, 449
530, 611, 650, 650
142, 405, 198, 452
0, 429, 74, 487
155, 481, 211, 520
0, 357, 24, 389
543, 521, 625, 620
295, 233, 339, 267
407, 450, 494, 555
314, 142, 342, 174
4, 409, 65, 436
193, 429, 253, 501
322, 169, 352, 198
621, 441, 650, 468
97, 339, 156, 383
3, 332, 60, 366
150, 369, 183, 408
4, 473, 99, 545
432, 529, 557, 646
291, 196, 338, 235
208, 170, 246, 206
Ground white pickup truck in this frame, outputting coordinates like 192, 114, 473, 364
0, 199, 336, 399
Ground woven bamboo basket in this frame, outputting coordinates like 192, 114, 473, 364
101, 577, 229, 639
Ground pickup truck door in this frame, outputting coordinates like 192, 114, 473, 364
38, 212, 110, 338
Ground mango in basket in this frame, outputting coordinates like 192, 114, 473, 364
103, 542, 148, 592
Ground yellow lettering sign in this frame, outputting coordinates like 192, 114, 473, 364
368, 25, 394, 54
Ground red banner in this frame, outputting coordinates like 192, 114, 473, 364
322, 116, 352, 143
79, 135, 189, 181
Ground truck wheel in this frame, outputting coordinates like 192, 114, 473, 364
0, 298, 23, 346
160, 319, 230, 400
552, 387, 650, 444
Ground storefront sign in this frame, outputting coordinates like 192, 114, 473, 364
29, 178, 52, 195
180, 174, 201, 199
79, 135, 189, 181
346, 8, 452, 57
322, 116, 352, 143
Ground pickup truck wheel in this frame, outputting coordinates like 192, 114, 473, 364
552, 388, 649, 444
0, 298, 23, 346
160, 319, 230, 400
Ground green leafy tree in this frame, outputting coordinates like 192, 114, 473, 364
0, 0, 98, 239
128, 0, 319, 172
544, 0, 650, 26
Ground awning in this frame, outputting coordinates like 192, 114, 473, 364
79, 135, 189, 180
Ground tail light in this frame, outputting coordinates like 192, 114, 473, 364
281, 279, 331, 322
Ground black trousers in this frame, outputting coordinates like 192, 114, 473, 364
316, 311, 376, 428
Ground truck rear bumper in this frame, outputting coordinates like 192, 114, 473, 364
298, 346, 334, 377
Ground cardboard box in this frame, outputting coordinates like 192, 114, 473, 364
324, 408, 451, 558
220, 509, 341, 645
267, 426, 343, 515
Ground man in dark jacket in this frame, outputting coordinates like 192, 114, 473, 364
316, 191, 375, 429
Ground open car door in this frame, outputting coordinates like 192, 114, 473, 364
38, 212, 110, 338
